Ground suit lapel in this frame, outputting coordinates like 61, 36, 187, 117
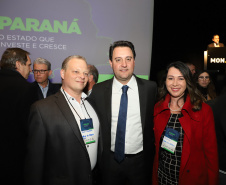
47, 81, 52, 97
34, 81, 44, 99
136, 77, 146, 129
178, 114, 191, 175
54, 91, 88, 153
104, 79, 113, 131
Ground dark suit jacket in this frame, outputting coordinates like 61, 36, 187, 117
209, 92, 226, 172
0, 69, 36, 185
88, 76, 157, 183
207, 42, 224, 49
24, 91, 93, 185
32, 81, 61, 100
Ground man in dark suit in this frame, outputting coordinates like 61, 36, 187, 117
0, 48, 36, 185
88, 40, 157, 185
25, 55, 100, 185
210, 89, 226, 185
207, 34, 224, 49
32, 57, 61, 100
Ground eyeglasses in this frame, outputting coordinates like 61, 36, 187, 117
32, 70, 48, 74
198, 76, 209, 80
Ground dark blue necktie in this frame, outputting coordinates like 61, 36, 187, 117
114, 85, 129, 163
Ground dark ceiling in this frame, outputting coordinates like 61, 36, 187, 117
150, 1, 226, 82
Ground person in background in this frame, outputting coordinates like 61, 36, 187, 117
211, 83, 226, 185
207, 34, 224, 49
195, 70, 216, 102
0, 48, 36, 185
153, 61, 218, 185
185, 62, 196, 76
32, 57, 61, 100
84, 64, 99, 96
24, 55, 100, 185
88, 40, 157, 185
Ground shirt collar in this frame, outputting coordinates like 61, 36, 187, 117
87, 89, 92, 96
112, 75, 136, 92
38, 80, 49, 89
60, 87, 87, 103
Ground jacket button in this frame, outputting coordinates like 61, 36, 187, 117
187, 170, 190, 173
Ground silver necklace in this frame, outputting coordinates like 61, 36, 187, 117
168, 103, 184, 111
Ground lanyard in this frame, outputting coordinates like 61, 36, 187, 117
62, 89, 91, 119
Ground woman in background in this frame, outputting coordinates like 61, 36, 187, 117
152, 61, 218, 185
195, 70, 216, 102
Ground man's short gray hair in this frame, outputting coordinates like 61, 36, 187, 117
33, 57, 51, 70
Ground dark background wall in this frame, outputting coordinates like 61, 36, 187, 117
150, 1, 226, 84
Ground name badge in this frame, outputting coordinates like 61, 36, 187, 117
161, 128, 180, 154
80, 118, 95, 144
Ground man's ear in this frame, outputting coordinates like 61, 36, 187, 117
15, 61, 22, 72
109, 60, 113, 68
60, 69, 65, 80
48, 70, 53, 77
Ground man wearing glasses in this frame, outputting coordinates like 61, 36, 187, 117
32, 57, 61, 99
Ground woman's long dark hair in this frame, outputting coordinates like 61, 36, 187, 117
158, 61, 203, 111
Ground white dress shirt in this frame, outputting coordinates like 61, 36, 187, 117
87, 89, 92, 96
111, 76, 143, 154
38, 80, 49, 98
61, 88, 99, 170
214, 43, 220, 47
